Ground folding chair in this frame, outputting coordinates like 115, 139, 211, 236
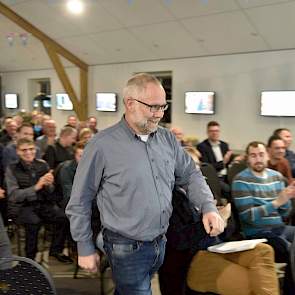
0, 256, 57, 295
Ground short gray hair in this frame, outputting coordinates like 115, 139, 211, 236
123, 73, 162, 100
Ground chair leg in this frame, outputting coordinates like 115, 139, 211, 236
73, 260, 79, 279
16, 225, 22, 256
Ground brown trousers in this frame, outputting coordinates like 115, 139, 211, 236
187, 243, 279, 295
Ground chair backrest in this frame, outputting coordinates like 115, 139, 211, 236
200, 163, 222, 204
0, 256, 57, 295
227, 162, 247, 185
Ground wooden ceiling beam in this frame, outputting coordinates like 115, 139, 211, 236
44, 43, 88, 120
0, 0, 89, 120
0, 1, 88, 71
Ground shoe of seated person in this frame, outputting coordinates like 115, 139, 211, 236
50, 253, 73, 264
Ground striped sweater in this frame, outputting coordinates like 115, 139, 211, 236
232, 168, 291, 237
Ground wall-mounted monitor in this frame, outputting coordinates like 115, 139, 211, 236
4, 93, 19, 109
56, 93, 73, 110
42, 100, 51, 108
261, 91, 295, 116
185, 91, 215, 114
96, 92, 117, 112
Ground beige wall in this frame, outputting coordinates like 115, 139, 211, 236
2, 49, 295, 150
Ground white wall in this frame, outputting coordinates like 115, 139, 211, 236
2, 49, 295, 150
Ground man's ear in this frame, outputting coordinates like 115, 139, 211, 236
124, 97, 134, 111
245, 154, 249, 165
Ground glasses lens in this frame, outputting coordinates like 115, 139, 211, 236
150, 104, 168, 112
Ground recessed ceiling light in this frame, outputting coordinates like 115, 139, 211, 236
67, 0, 84, 14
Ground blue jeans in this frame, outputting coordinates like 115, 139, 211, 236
103, 229, 166, 295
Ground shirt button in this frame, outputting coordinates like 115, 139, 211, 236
151, 158, 154, 162
155, 176, 158, 179
162, 210, 165, 213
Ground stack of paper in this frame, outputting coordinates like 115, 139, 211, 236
207, 239, 267, 254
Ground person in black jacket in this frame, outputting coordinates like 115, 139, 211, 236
5, 138, 72, 263
197, 121, 232, 199
43, 126, 76, 169
197, 121, 232, 176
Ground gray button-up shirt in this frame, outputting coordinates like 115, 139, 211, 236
66, 117, 217, 256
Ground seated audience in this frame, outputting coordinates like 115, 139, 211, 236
197, 121, 233, 178
159, 148, 279, 295
78, 128, 93, 144
5, 138, 72, 263
31, 112, 44, 139
66, 115, 78, 129
274, 128, 295, 177
43, 126, 76, 169
2, 123, 42, 171
12, 115, 23, 129
87, 116, 98, 134
36, 119, 57, 157
0, 118, 17, 146
232, 141, 295, 294
170, 126, 185, 146
0, 143, 6, 223
58, 142, 85, 208
267, 135, 293, 183
197, 121, 232, 199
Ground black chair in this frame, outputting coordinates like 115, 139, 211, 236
0, 256, 57, 295
200, 163, 224, 204
227, 162, 247, 185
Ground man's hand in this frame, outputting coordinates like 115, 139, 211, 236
42, 170, 54, 185
223, 150, 233, 165
78, 253, 100, 273
273, 181, 295, 208
0, 187, 5, 199
202, 211, 225, 237
34, 170, 54, 191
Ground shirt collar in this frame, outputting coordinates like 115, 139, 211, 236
120, 116, 157, 140
209, 139, 220, 146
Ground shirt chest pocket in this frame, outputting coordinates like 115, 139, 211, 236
158, 157, 175, 189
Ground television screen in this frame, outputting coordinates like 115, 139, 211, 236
96, 92, 117, 112
185, 91, 215, 114
56, 93, 73, 110
4, 93, 18, 109
261, 91, 295, 116
42, 100, 51, 108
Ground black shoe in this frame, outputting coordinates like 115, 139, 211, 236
50, 253, 73, 264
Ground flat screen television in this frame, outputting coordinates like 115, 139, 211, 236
96, 92, 117, 112
185, 91, 215, 114
261, 91, 295, 116
56, 93, 73, 110
42, 100, 51, 108
4, 93, 19, 109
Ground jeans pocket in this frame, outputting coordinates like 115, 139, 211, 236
104, 239, 142, 258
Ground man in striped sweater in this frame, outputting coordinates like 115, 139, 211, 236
232, 141, 295, 294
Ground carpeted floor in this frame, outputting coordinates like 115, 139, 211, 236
54, 278, 101, 295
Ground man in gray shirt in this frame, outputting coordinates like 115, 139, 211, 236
66, 73, 224, 295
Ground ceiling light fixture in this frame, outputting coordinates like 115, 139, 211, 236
67, 0, 84, 14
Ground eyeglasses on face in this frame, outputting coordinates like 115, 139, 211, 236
18, 147, 35, 153
133, 99, 169, 112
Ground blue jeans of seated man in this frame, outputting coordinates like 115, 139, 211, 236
103, 229, 166, 295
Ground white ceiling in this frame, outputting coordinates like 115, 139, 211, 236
1, 0, 295, 72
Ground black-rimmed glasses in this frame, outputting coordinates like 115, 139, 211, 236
133, 99, 169, 112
